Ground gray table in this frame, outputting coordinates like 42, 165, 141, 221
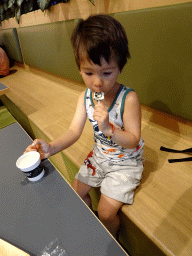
0, 83, 9, 96
0, 122, 128, 256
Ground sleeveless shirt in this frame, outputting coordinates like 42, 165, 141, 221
84, 84, 144, 162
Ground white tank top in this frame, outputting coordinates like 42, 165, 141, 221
84, 84, 144, 162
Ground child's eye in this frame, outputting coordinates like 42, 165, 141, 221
103, 72, 112, 76
85, 72, 93, 76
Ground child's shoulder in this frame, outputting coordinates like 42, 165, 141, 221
119, 84, 137, 101
76, 90, 87, 104
124, 87, 140, 109
119, 84, 140, 109
79, 89, 87, 97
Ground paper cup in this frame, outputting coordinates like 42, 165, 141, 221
16, 151, 44, 181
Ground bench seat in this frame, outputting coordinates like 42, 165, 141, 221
1, 64, 192, 255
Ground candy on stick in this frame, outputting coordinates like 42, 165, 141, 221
93, 92, 104, 103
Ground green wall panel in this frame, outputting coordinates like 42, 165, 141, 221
17, 19, 83, 82
0, 28, 23, 63
112, 2, 192, 120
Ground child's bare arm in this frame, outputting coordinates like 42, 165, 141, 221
94, 91, 141, 149
119, 90, 141, 148
24, 91, 87, 158
49, 91, 87, 155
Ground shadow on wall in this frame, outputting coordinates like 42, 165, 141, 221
146, 61, 185, 119
147, 101, 180, 134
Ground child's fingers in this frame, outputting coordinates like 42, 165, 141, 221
24, 139, 50, 158
32, 139, 41, 148
94, 102, 106, 110
23, 139, 41, 154
23, 145, 37, 154
94, 106, 109, 121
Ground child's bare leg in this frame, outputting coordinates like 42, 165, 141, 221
72, 179, 93, 209
97, 194, 124, 238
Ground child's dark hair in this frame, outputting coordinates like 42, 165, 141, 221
71, 14, 130, 72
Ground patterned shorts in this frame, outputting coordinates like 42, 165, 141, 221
75, 149, 144, 204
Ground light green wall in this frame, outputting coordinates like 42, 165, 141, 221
113, 2, 192, 120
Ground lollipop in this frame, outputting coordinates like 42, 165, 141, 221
93, 92, 104, 103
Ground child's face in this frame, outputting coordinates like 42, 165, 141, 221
79, 56, 120, 95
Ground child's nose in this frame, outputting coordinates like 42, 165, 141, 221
94, 76, 103, 87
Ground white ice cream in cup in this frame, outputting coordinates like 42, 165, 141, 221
16, 151, 44, 181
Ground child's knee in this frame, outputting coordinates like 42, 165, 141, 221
98, 206, 116, 222
71, 179, 92, 201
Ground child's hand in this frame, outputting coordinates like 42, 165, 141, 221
93, 103, 112, 136
24, 139, 51, 160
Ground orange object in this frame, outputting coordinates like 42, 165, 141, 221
107, 148, 117, 152
84, 151, 96, 176
118, 154, 125, 158
107, 122, 116, 140
0, 47, 10, 76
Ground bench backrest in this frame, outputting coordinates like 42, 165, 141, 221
0, 28, 23, 63
1, 2, 192, 120
112, 2, 192, 121
17, 19, 82, 81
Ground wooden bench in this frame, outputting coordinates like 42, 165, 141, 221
1, 2, 192, 255
1, 63, 192, 256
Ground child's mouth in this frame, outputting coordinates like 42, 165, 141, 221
93, 92, 105, 102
